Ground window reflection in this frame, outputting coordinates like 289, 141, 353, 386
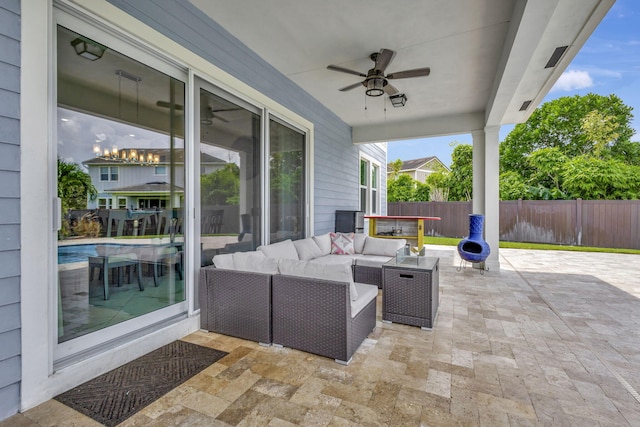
269, 119, 306, 243
57, 26, 185, 343
199, 88, 262, 265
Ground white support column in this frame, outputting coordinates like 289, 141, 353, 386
471, 127, 501, 271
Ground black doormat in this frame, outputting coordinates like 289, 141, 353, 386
54, 340, 227, 426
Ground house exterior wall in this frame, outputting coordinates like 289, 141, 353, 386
9, 1, 386, 419
107, 0, 387, 234
0, 0, 22, 419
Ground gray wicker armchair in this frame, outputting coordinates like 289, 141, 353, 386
199, 266, 272, 345
271, 275, 377, 364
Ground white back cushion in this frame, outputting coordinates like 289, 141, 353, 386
362, 237, 407, 257
212, 253, 235, 269
277, 259, 358, 300
312, 233, 332, 255
353, 233, 367, 253
293, 237, 323, 260
258, 239, 299, 260
232, 251, 278, 274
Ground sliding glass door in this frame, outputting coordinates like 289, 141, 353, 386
56, 25, 186, 348
197, 84, 262, 266
269, 118, 306, 243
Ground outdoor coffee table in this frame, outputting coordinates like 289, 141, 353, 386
382, 256, 439, 329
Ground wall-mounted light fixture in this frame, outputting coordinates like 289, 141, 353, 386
389, 93, 407, 107
71, 36, 106, 61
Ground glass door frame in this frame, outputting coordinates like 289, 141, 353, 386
52, 10, 192, 365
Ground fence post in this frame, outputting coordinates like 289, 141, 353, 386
576, 198, 582, 246
517, 198, 523, 242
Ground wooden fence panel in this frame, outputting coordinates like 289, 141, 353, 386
580, 200, 639, 249
387, 199, 640, 249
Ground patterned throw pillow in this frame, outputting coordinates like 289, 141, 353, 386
330, 232, 355, 255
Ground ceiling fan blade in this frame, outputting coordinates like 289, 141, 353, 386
375, 49, 395, 72
387, 67, 431, 79
156, 100, 184, 111
339, 81, 365, 92
327, 65, 367, 77
212, 113, 230, 123
384, 83, 399, 96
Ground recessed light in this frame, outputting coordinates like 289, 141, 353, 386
545, 46, 568, 68
519, 100, 532, 111
61, 118, 69, 122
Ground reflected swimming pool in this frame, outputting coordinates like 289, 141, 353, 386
57, 243, 123, 264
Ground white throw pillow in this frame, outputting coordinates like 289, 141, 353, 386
233, 251, 278, 274
330, 232, 355, 255
212, 253, 235, 269
353, 233, 367, 253
362, 237, 407, 257
257, 239, 299, 260
293, 237, 323, 260
312, 233, 332, 255
277, 258, 358, 300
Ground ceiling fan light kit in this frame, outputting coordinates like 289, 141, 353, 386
366, 78, 385, 97
327, 48, 430, 100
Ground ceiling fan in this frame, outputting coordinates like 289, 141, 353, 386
326, 48, 430, 97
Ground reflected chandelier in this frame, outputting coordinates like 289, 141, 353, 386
93, 144, 160, 165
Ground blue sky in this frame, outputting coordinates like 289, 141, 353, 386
387, 0, 640, 167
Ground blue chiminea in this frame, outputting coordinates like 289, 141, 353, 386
457, 214, 490, 267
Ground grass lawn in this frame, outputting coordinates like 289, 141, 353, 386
423, 236, 640, 255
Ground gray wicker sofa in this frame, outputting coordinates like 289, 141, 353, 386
199, 233, 406, 363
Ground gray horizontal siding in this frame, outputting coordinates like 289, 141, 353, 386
0, 0, 21, 421
107, 0, 385, 235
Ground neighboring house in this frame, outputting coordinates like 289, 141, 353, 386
4, 0, 611, 421
83, 150, 226, 210
387, 156, 449, 183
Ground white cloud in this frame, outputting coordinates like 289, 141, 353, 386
551, 70, 594, 92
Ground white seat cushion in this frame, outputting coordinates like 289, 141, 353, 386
355, 255, 393, 268
308, 254, 357, 266
350, 282, 378, 318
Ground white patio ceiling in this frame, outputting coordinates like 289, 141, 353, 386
190, 0, 614, 144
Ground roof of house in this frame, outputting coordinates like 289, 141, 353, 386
388, 156, 449, 172
104, 182, 184, 194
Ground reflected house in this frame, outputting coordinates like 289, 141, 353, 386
83, 149, 226, 211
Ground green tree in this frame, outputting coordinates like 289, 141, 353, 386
425, 170, 449, 201
387, 174, 417, 202
445, 144, 473, 201
561, 156, 640, 200
57, 158, 97, 212
500, 94, 635, 178
388, 159, 403, 179
201, 163, 240, 205
499, 171, 527, 200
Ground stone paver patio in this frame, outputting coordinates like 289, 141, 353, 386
4, 246, 640, 426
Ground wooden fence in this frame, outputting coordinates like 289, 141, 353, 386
387, 199, 640, 250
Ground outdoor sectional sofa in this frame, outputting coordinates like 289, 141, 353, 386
199, 232, 406, 364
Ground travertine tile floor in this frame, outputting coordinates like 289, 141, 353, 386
5, 246, 640, 426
